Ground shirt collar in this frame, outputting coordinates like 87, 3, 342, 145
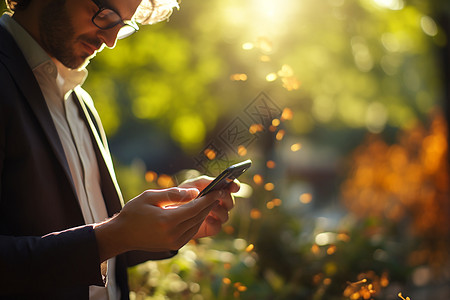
52, 57, 88, 99
0, 14, 88, 97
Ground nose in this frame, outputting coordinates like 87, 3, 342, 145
97, 27, 120, 49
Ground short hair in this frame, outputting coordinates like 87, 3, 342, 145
133, 0, 179, 25
4, 0, 179, 25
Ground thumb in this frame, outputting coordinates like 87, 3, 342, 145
144, 187, 199, 208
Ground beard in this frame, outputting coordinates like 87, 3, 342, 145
39, 0, 102, 69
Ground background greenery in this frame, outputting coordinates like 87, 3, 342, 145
2, 0, 449, 299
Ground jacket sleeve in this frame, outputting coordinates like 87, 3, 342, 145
125, 250, 178, 267
0, 226, 104, 295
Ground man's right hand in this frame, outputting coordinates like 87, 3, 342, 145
94, 187, 220, 262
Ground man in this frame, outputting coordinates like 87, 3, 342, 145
0, 0, 237, 299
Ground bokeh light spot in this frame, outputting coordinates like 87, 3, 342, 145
291, 143, 302, 152
204, 148, 217, 160
276, 129, 285, 141
249, 123, 264, 134
299, 193, 313, 204
266, 160, 276, 168
157, 174, 175, 188
253, 174, 264, 185
266, 73, 277, 82
145, 171, 157, 182
264, 183, 275, 191
250, 209, 262, 219
238, 145, 248, 156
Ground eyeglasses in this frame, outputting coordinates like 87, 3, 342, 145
90, 0, 139, 39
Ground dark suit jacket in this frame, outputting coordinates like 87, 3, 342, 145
0, 24, 175, 299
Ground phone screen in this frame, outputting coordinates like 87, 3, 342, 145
196, 159, 252, 198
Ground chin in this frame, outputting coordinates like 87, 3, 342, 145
77, 46, 104, 70
67, 52, 95, 70
77, 55, 95, 70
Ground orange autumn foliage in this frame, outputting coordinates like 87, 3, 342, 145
341, 114, 449, 266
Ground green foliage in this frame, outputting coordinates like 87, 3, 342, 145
103, 0, 449, 298
125, 185, 419, 300
90, 0, 450, 298
83, 0, 446, 153
85, 22, 226, 152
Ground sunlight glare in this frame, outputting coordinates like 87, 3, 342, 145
373, 0, 404, 10
253, 0, 290, 23
242, 42, 254, 50
266, 73, 277, 82
246, 0, 299, 37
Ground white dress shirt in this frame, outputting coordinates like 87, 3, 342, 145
0, 14, 119, 300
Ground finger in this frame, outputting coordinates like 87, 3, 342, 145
205, 189, 234, 211
188, 212, 222, 241
176, 220, 205, 249
180, 176, 240, 199
202, 215, 223, 236
209, 204, 229, 224
174, 198, 219, 226
171, 200, 219, 241
179, 175, 214, 190
227, 179, 241, 193
142, 188, 199, 207
172, 189, 222, 219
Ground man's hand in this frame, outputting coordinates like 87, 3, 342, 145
179, 176, 239, 239
94, 187, 221, 262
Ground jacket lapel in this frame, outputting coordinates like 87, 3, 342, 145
0, 25, 77, 200
0, 25, 123, 216
72, 88, 124, 215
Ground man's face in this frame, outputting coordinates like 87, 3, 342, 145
38, 0, 140, 70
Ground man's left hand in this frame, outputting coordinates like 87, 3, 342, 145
179, 176, 239, 239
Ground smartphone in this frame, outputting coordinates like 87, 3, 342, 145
196, 159, 252, 198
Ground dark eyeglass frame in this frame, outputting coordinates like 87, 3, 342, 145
90, 0, 139, 39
